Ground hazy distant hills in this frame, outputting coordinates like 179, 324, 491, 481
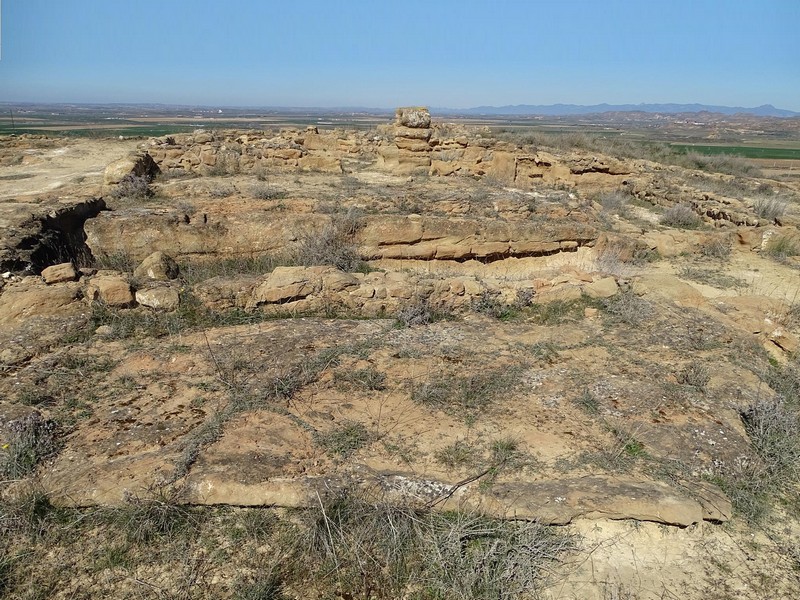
437, 103, 799, 118
3, 101, 798, 119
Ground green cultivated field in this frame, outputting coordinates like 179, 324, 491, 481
671, 144, 800, 160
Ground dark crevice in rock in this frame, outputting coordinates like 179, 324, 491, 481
2, 198, 108, 274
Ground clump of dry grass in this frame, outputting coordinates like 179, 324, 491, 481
293, 209, 366, 272
753, 196, 787, 221
660, 204, 703, 229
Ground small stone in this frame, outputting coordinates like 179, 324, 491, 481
584, 307, 599, 319
86, 275, 135, 307
134, 251, 180, 281
41, 263, 77, 284
583, 277, 619, 299
95, 325, 114, 336
135, 287, 181, 311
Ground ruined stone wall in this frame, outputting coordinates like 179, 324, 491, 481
142, 127, 368, 176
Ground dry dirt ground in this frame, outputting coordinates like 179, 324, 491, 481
1, 118, 799, 599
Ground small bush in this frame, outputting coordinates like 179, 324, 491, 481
314, 421, 372, 458
677, 364, 711, 390
232, 575, 287, 600
601, 292, 653, 326
713, 398, 800, 522
412, 367, 521, 416
111, 489, 193, 544
206, 151, 240, 176
293, 210, 365, 272
434, 440, 479, 468
208, 183, 235, 198
753, 196, 787, 221
0, 413, 60, 479
179, 254, 289, 285
334, 367, 386, 391
250, 182, 286, 200
598, 190, 630, 215
110, 174, 153, 201
0, 487, 58, 536
574, 389, 600, 414
300, 493, 573, 600
699, 237, 732, 260
528, 341, 560, 364
472, 290, 518, 320
660, 204, 702, 229
396, 299, 433, 327
92, 251, 137, 273
764, 234, 800, 259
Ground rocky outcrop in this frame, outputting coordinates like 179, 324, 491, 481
0, 277, 83, 324
135, 285, 180, 311
377, 107, 434, 174
86, 274, 135, 307
357, 214, 596, 261
144, 129, 346, 176
0, 197, 106, 273
86, 210, 596, 265
192, 264, 617, 317
103, 152, 159, 186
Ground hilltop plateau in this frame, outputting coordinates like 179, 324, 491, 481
1, 108, 799, 599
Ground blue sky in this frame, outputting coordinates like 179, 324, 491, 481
1, 0, 798, 110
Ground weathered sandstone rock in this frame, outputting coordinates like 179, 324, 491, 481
395, 106, 431, 129
86, 274, 135, 307
135, 286, 180, 311
134, 251, 180, 281
103, 152, 159, 186
41, 262, 77, 284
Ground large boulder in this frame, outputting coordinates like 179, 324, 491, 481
103, 152, 159, 186
0, 278, 83, 323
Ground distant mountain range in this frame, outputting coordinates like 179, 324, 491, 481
3, 101, 798, 119
436, 103, 799, 118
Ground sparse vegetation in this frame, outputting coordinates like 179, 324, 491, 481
0, 412, 60, 479
412, 366, 521, 417
660, 204, 703, 229
764, 234, 800, 259
598, 189, 631, 215
435, 439, 479, 468
109, 174, 153, 201
334, 366, 387, 390
601, 292, 653, 326
575, 388, 601, 414
293, 209, 366, 272
677, 364, 711, 391
698, 236, 732, 260
753, 196, 787, 221
250, 182, 287, 200
314, 421, 372, 457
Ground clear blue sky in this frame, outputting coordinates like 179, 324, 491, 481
1, 0, 798, 110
